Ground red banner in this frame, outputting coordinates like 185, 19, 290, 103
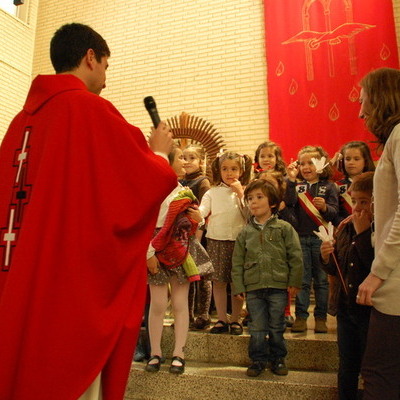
264, 0, 399, 161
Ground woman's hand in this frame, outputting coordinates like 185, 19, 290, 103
357, 273, 384, 306
147, 255, 160, 275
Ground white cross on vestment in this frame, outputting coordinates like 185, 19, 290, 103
3, 209, 16, 267
16, 130, 30, 184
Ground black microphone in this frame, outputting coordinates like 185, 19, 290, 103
144, 96, 161, 128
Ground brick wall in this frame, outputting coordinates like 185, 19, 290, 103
0, 1, 38, 141
2, 0, 400, 158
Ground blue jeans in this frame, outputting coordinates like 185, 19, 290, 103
295, 235, 328, 320
247, 288, 287, 362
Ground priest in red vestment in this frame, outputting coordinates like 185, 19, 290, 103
0, 23, 177, 400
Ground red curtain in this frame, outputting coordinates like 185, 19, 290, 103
264, 0, 399, 161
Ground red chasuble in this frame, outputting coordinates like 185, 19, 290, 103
0, 75, 177, 400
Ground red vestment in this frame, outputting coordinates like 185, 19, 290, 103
0, 75, 176, 400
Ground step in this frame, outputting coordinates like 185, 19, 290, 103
125, 361, 338, 400
154, 324, 338, 372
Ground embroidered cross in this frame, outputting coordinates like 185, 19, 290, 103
2, 209, 17, 270
16, 129, 30, 184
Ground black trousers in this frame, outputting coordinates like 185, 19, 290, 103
362, 307, 400, 400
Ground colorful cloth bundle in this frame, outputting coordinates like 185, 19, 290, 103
152, 189, 200, 282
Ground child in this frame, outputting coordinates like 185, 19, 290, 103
257, 169, 297, 327
320, 172, 374, 400
285, 145, 339, 333
253, 141, 287, 175
232, 179, 303, 376
145, 146, 203, 375
335, 141, 375, 224
180, 144, 212, 330
199, 151, 252, 335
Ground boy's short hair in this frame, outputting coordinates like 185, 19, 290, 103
348, 171, 374, 195
50, 23, 110, 73
244, 179, 281, 213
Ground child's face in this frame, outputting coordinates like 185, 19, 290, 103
351, 190, 373, 219
220, 159, 241, 185
344, 148, 365, 178
246, 188, 272, 221
258, 146, 277, 171
183, 149, 201, 175
171, 148, 187, 179
298, 153, 318, 182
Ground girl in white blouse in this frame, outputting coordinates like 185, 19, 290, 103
199, 151, 252, 335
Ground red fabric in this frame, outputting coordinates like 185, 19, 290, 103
264, 0, 399, 161
151, 197, 198, 269
0, 75, 177, 400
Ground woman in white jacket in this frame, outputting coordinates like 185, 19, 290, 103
357, 67, 400, 400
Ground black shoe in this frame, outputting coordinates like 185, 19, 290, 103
210, 320, 229, 334
246, 361, 266, 377
271, 358, 288, 376
229, 322, 243, 335
284, 315, 295, 328
145, 355, 162, 373
169, 356, 185, 374
190, 316, 211, 331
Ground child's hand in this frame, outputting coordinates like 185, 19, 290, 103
288, 287, 300, 297
352, 209, 372, 234
320, 240, 335, 264
313, 196, 327, 212
234, 293, 245, 301
187, 207, 202, 223
286, 160, 299, 182
147, 256, 160, 275
230, 179, 244, 199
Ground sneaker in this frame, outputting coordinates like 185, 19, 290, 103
271, 358, 288, 376
291, 317, 308, 332
246, 361, 266, 377
314, 317, 328, 333
284, 315, 295, 328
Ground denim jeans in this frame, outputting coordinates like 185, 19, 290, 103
247, 288, 287, 362
337, 307, 371, 400
295, 235, 328, 320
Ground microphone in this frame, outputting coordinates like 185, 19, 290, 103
144, 96, 161, 128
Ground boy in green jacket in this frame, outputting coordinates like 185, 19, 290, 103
232, 179, 303, 376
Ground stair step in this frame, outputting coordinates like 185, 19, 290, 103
156, 326, 338, 371
126, 361, 337, 400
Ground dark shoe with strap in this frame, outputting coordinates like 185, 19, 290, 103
230, 321, 243, 335
210, 320, 229, 334
246, 361, 266, 377
169, 356, 185, 374
190, 316, 211, 331
145, 355, 162, 373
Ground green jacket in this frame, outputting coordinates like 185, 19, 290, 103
231, 215, 303, 295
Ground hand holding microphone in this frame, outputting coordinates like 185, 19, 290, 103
144, 96, 173, 156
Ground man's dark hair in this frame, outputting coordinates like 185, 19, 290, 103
50, 23, 110, 73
